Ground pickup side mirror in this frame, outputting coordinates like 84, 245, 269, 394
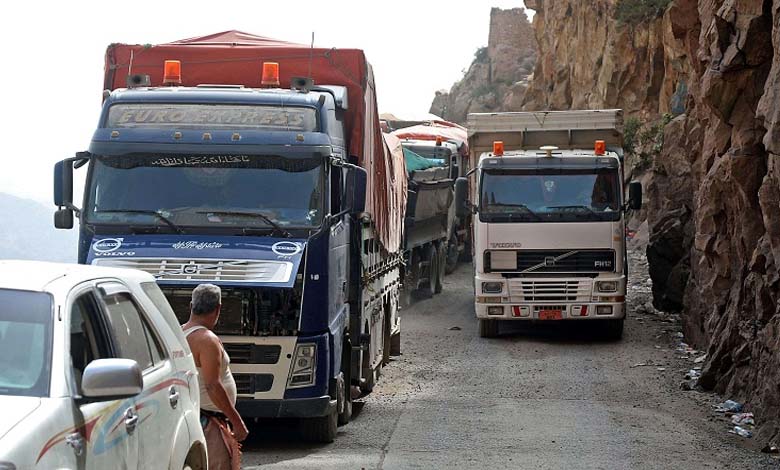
628, 181, 643, 211
81, 358, 143, 401
455, 177, 469, 218
346, 166, 368, 216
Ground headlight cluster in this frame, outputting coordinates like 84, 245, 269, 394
287, 343, 317, 388
482, 282, 504, 294
596, 281, 618, 293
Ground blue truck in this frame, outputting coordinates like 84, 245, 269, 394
53, 32, 407, 442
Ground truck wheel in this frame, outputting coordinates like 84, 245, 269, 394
479, 319, 499, 338
603, 319, 624, 341
423, 245, 438, 298
337, 373, 352, 426
390, 330, 401, 356
435, 243, 446, 294
445, 232, 459, 274
338, 342, 353, 426
300, 409, 338, 443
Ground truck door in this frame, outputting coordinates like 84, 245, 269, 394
97, 282, 184, 469
66, 287, 139, 469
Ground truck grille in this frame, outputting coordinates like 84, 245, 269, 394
93, 257, 293, 283
509, 279, 593, 302
224, 343, 282, 364
233, 373, 274, 394
486, 250, 616, 273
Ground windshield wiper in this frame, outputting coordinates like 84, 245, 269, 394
94, 210, 184, 234
196, 210, 292, 238
545, 205, 600, 218
486, 203, 543, 221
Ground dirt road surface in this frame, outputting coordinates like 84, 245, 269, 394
241, 253, 778, 469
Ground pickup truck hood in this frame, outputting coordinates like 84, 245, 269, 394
86, 234, 307, 288
0, 396, 41, 440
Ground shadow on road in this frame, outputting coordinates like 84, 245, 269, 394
240, 402, 367, 459
496, 320, 623, 344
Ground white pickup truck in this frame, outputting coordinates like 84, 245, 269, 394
0, 261, 206, 469
455, 110, 642, 339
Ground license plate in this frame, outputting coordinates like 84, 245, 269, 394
538, 309, 563, 320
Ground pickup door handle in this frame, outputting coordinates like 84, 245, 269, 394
125, 407, 139, 434
169, 386, 180, 409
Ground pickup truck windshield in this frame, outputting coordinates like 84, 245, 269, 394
480, 169, 621, 223
86, 154, 325, 230
0, 290, 53, 397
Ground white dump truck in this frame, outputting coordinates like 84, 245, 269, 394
454, 110, 642, 339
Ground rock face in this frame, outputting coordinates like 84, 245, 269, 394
524, 0, 780, 442
429, 8, 536, 124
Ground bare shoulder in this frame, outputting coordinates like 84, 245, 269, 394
185, 327, 221, 353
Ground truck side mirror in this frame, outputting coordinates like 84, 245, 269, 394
54, 160, 76, 229
346, 166, 367, 216
54, 160, 73, 208
628, 181, 643, 210
455, 177, 469, 218
54, 208, 74, 229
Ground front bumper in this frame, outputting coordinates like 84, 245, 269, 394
236, 396, 336, 419
475, 301, 625, 320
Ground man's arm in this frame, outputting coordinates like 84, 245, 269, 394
198, 335, 249, 441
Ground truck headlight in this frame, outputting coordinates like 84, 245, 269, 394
482, 282, 503, 294
287, 343, 316, 388
596, 281, 618, 293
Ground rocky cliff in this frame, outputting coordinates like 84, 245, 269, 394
430, 8, 536, 124
522, 0, 780, 444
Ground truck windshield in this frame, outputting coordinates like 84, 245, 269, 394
86, 154, 325, 231
480, 169, 621, 223
0, 289, 53, 397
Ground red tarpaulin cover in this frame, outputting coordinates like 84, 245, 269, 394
390, 122, 469, 156
104, 31, 405, 252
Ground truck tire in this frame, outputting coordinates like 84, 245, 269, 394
300, 409, 338, 443
422, 245, 438, 298
390, 330, 401, 356
603, 319, 624, 341
338, 342, 353, 426
479, 319, 499, 338
445, 232, 459, 274
435, 243, 446, 294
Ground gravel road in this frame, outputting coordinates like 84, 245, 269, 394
241, 252, 778, 469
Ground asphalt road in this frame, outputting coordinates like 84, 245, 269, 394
241, 254, 778, 469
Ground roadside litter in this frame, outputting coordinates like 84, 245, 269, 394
731, 413, 755, 426
761, 444, 779, 454
693, 354, 707, 364
730, 426, 753, 438
448, 326, 462, 331
714, 400, 743, 413
685, 369, 701, 380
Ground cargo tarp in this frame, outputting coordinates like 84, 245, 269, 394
403, 148, 445, 172
104, 30, 406, 253
391, 122, 469, 156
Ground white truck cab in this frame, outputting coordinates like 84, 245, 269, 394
0, 261, 206, 469
456, 110, 642, 339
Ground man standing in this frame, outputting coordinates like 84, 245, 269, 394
182, 284, 249, 470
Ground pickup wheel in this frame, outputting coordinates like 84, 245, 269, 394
603, 319, 624, 341
300, 408, 338, 443
478, 319, 499, 338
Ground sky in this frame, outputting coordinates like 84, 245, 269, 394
0, 1, 530, 204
